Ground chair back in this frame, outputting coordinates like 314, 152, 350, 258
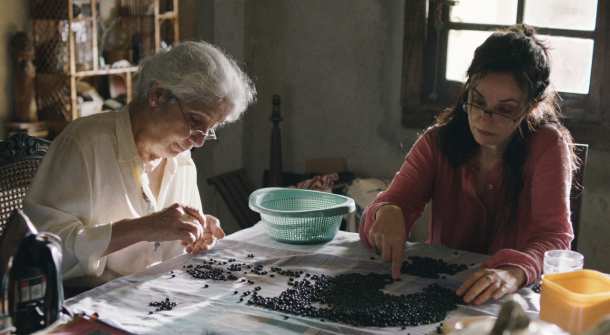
0, 133, 51, 237
570, 143, 588, 251
207, 169, 260, 230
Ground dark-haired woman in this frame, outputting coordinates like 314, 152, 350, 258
359, 24, 578, 305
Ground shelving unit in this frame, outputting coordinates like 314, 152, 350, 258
30, 0, 179, 126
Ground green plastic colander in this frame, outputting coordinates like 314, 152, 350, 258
249, 187, 356, 244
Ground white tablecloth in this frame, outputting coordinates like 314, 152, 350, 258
64, 223, 541, 335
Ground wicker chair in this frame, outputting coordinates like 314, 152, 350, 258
0, 133, 51, 238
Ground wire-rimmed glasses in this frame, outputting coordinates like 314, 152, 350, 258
177, 100, 217, 140
461, 102, 522, 126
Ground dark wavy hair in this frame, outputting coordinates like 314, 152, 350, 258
432, 24, 578, 235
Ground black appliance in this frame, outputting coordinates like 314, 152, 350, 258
0, 209, 63, 335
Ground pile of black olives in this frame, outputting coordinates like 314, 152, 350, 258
532, 283, 541, 293
270, 267, 304, 278
186, 265, 238, 281
148, 298, 177, 314
249, 264, 268, 275
401, 256, 469, 279
247, 272, 463, 327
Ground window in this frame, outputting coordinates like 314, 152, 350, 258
401, 0, 610, 149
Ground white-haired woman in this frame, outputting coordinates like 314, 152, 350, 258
24, 41, 256, 290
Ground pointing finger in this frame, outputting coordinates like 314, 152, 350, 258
391, 243, 405, 280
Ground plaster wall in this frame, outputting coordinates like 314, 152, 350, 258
241, 0, 415, 182
0, 0, 31, 140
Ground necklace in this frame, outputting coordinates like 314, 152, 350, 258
141, 187, 161, 251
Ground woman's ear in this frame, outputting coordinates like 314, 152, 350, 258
148, 82, 166, 107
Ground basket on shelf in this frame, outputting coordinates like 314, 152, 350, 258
249, 188, 356, 244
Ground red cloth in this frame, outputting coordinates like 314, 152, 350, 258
359, 125, 573, 286
297, 173, 339, 192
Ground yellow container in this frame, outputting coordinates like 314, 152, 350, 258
540, 269, 610, 334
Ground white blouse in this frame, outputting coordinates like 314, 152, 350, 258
23, 107, 202, 287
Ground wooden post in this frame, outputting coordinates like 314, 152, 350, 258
268, 95, 284, 187
154, 0, 160, 53
10, 32, 38, 123
173, 0, 180, 44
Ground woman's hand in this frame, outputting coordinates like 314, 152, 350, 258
104, 203, 213, 256
144, 203, 206, 244
182, 214, 225, 255
368, 205, 407, 279
456, 266, 526, 305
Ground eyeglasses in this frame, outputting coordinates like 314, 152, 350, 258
177, 100, 217, 140
462, 102, 522, 126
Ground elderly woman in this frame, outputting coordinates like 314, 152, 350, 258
360, 24, 578, 305
23, 41, 256, 288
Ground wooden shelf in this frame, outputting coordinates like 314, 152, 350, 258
158, 12, 178, 19
31, 0, 179, 126
74, 66, 139, 77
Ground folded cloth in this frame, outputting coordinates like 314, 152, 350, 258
296, 173, 339, 193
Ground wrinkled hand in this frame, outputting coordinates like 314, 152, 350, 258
144, 203, 205, 244
368, 205, 407, 279
182, 214, 225, 255
456, 266, 526, 305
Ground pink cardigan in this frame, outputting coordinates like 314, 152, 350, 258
359, 125, 573, 286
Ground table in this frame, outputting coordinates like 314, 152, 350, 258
63, 223, 541, 335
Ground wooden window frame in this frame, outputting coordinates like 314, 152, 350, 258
401, 0, 610, 150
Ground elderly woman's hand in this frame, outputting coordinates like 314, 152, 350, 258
104, 204, 225, 257
145, 203, 225, 254
456, 266, 526, 305
368, 205, 407, 279
183, 214, 225, 255
143, 203, 207, 244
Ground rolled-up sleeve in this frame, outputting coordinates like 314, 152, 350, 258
24, 133, 112, 279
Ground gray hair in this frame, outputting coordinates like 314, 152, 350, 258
133, 41, 256, 122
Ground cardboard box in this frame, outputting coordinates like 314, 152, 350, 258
305, 158, 345, 175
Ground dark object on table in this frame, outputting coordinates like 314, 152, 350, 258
531, 283, 541, 293
570, 143, 588, 251
0, 133, 51, 237
207, 169, 260, 230
0, 209, 64, 335
148, 297, 177, 313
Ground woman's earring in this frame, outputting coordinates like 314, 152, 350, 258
151, 101, 156, 107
